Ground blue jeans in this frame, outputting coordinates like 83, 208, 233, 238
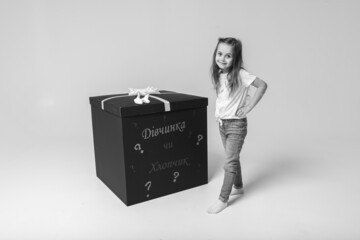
218, 118, 248, 203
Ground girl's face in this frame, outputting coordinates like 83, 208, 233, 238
215, 43, 233, 73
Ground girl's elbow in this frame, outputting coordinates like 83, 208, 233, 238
263, 82, 268, 91
260, 80, 268, 92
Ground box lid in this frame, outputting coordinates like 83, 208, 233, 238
89, 90, 208, 117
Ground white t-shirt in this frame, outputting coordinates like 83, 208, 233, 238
215, 69, 256, 120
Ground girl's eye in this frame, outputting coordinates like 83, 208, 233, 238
217, 52, 222, 56
225, 55, 232, 59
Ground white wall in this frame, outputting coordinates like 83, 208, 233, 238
1, 0, 359, 152
1, 1, 359, 148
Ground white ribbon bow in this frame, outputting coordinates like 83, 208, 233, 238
128, 87, 160, 104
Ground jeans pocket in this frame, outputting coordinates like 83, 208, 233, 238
226, 120, 247, 136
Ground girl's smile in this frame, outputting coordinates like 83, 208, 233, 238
216, 43, 233, 73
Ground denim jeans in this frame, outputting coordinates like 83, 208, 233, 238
218, 118, 248, 203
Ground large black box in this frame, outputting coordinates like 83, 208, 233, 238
89, 90, 208, 206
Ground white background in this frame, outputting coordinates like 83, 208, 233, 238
1, 1, 360, 239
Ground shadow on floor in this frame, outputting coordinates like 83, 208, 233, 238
228, 154, 310, 206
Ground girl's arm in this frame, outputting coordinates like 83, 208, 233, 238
245, 77, 268, 114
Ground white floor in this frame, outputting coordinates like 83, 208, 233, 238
1, 133, 360, 240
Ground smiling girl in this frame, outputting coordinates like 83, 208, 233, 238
207, 37, 268, 214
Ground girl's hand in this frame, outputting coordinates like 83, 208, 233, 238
236, 106, 250, 118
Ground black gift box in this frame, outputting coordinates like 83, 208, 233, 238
89, 90, 208, 206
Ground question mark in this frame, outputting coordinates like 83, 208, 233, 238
196, 134, 203, 145
173, 172, 180, 182
134, 143, 144, 153
145, 181, 152, 197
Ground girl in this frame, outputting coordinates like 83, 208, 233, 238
207, 37, 267, 214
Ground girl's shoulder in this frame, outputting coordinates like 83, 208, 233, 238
239, 68, 252, 76
239, 68, 257, 86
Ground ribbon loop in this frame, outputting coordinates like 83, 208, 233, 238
128, 87, 160, 96
129, 86, 161, 105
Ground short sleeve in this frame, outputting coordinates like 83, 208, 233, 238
240, 69, 257, 87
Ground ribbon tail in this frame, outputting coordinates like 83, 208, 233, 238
148, 95, 171, 111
